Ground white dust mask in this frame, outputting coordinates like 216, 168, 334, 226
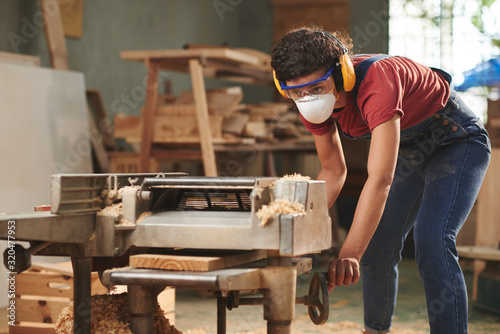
294, 91, 336, 124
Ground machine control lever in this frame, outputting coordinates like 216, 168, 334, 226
237, 271, 330, 325
296, 271, 329, 325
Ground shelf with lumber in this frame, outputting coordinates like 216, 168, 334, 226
115, 45, 316, 177
120, 46, 278, 176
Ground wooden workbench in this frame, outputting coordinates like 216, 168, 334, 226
120, 47, 273, 175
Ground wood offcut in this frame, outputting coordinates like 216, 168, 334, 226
130, 250, 267, 272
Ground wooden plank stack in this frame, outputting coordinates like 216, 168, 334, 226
112, 85, 314, 167
10, 262, 176, 333
10, 263, 106, 333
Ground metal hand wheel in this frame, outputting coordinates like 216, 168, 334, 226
306, 271, 329, 325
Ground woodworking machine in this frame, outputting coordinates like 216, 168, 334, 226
1, 173, 333, 334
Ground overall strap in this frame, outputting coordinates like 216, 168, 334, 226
352, 54, 394, 124
354, 54, 393, 88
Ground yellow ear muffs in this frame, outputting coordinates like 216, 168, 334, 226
319, 30, 356, 92
339, 53, 355, 92
273, 70, 289, 98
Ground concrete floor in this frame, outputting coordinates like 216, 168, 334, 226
0, 259, 498, 333
174, 259, 500, 333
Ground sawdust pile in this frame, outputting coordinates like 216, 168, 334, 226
54, 293, 181, 334
257, 199, 305, 227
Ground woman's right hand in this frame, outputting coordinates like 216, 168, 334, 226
327, 256, 360, 292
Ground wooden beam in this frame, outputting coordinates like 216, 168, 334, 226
86, 88, 116, 150
40, 0, 70, 70
471, 148, 500, 300
189, 59, 218, 176
87, 109, 110, 172
139, 60, 160, 172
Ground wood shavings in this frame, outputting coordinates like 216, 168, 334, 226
55, 293, 181, 334
257, 199, 305, 227
279, 173, 311, 181
268, 173, 311, 189
137, 211, 152, 223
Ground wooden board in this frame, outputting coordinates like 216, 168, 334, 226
222, 113, 250, 134
16, 273, 73, 299
130, 250, 266, 272
121, 48, 263, 68
120, 48, 272, 86
0, 63, 92, 215
114, 114, 223, 144
487, 99, 500, 148
189, 59, 218, 176
59, 0, 84, 39
476, 148, 500, 249
458, 246, 500, 262
139, 61, 160, 173
0, 51, 40, 66
10, 323, 55, 334
171, 87, 243, 116
86, 88, 116, 149
15, 297, 69, 325
469, 147, 500, 300
41, 0, 70, 70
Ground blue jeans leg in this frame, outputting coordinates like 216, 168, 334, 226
362, 153, 426, 333
362, 92, 491, 334
413, 131, 490, 333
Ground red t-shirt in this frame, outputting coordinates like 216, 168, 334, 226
301, 55, 450, 137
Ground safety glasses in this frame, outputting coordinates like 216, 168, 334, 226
279, 66, 335, 100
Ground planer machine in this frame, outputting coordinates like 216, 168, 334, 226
1, 172, 333, 334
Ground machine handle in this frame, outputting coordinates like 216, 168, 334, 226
306, 271, 329, 325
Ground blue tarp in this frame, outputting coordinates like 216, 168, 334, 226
454, 57, 500, 91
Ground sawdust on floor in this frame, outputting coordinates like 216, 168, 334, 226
182, 321, 430, 333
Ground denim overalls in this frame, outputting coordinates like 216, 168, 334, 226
348, 57, 491, 334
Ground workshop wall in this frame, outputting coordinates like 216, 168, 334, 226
0, 0, 388, 119
1, 0, 273, 119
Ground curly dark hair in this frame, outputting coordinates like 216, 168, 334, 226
271, 27, 353, 83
